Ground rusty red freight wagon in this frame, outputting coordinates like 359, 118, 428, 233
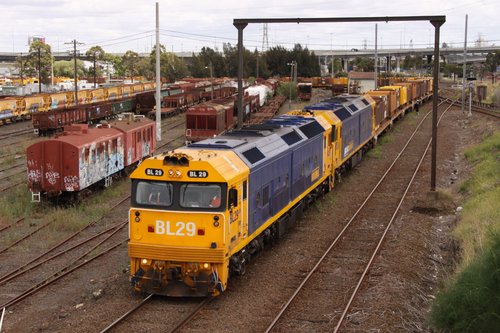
27, 114, 155, 202
32, 97, 136, 136
185, 98, 235, 143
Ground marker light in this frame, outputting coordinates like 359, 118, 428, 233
203, 263, 210, 269
175, 170, 182, 177
142, 259, 148, 265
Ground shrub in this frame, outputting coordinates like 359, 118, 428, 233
277, 82, 297, 100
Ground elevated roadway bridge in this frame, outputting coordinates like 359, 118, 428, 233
0, 45, 497, 70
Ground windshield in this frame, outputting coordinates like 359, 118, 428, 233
132, 180, 225, 211
135, 181, 173, 207
180, 183, 222, 208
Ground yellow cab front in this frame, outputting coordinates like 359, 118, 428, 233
128, 149, 249, 297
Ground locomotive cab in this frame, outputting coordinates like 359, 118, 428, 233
128, 149, 249, 297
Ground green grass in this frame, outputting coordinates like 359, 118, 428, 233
0, 155, 17, 168
0, 146, 15, 156
405, 110, 418, 125
453, 188, 500, 266
456, 131, 500, 266
366, 132, 393, 159
0, 176, 131, 248
429, 130, 500, 331
366, 146, 382, 159
429, 231, 500, 333
459, 132, 500, 196
0, 184, 38, 219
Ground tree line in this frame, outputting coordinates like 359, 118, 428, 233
16, 41, 500, 84
16, 42, 321, 84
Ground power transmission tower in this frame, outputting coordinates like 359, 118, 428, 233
262, 23, 269, 52
65, 39, 84, 105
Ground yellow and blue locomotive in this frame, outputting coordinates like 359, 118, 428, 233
127, 86, 428, 296
128, 111, 337, 296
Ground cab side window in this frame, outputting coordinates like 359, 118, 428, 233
228, 188, 238, 208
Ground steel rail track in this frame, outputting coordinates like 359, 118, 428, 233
0, 196, 129, 284
0, 161, 25, 180
0, 217, 24, 234
98, 294, 154, 333
0, 222, 123, 286
166, 297, 214, 333
0, 220, 52, 255
438, 96, 500, 119
0, 152, 22, 160
264, 99, 458, 333
0, 118, 187, 310
0, 180, 24, 194
0, 221, 127, 309
98, 294, 212, 333
333, 101, 459, 332
0, 128, 34, 140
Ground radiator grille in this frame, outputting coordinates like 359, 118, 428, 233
128, 243, 226, 263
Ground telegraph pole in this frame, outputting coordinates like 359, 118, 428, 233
19, 53, 24, 87
209, 61, 214, 100
37, 48, 42, 93
65, 40, 84, 105
93, 52, 97, 88
155, 2, 161, 141
374, 24, 378, 89
461, 14, 468, 114
330, 33, 334, 78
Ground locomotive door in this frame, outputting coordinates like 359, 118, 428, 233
228, 180, 248, 251
239, 180, 247, 239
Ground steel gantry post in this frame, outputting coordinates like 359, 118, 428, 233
430, 19, 444, 191
234, 22, 247, 129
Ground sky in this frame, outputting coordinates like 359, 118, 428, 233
0, 0, 498, 55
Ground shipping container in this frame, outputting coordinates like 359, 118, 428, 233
395, 82, 417, 103
378, 86, 404, 108
367, 90, 397, 118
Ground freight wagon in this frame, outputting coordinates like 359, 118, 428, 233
32, 97, 136, 135
27, 114, 155, 202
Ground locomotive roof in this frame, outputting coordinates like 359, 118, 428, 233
304, 94, 372, 121
187, 115, 326, 168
